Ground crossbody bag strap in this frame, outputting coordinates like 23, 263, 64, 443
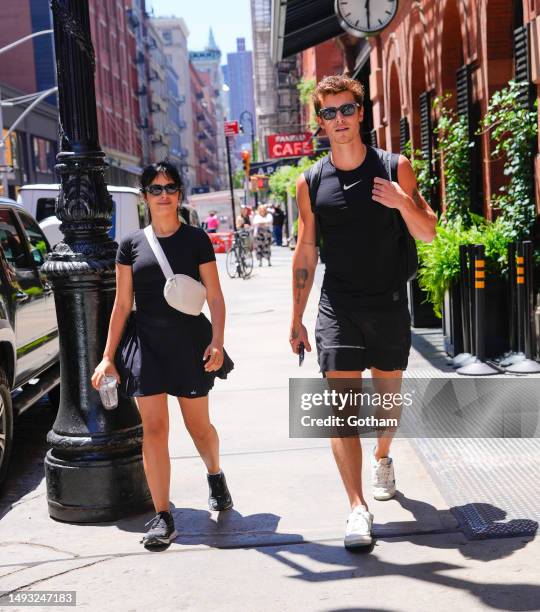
143, 225, 174, 280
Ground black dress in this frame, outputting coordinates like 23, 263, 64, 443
114, 224, 234, 398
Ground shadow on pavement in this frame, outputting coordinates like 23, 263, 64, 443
411, 329, 452, 372
0, 397, 56, 521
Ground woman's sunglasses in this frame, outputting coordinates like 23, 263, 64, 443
318, 102, 359, 121
143, 183, 181, 196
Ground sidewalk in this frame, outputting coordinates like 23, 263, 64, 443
0, 247, 538, 611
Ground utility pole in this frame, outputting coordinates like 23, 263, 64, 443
225, 135, 237, 231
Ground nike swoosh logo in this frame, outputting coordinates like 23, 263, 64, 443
343, 180, 362, 191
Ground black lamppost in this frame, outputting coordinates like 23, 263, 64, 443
239, 110, 256, 161
42, 0, 152, 522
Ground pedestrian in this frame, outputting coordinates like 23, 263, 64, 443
289, 75, 436, 548
205, 211, 220, 233
252, 204, 273, 266
91, 161, 234, 549
239, 205, 252, 227
271, 203, 285, 246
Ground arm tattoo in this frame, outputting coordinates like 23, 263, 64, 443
295, 269, 308, 289
294, 268, 308, 305
412, 188, 423, 209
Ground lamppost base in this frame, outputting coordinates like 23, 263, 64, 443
45, 450, 153, 523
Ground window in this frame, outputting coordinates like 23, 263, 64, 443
0, 209, 29, 269
32, 138, 54, 174
161, 30, 172, 45
18, 210, 50, 266
36, 198, 57, 222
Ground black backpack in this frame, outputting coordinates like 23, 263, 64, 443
304, 149, 418, 282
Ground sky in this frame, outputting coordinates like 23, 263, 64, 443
147, 0, 253, 63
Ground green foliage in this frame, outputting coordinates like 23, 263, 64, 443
433, 94, 472, 224
268, 156, 323, 204
297, 78, 316, 106
479, 80, 538, 240
416, 217, 512, 317
233, 168, 245, 189
402, 140, 439, 209
268, 165, 295, 203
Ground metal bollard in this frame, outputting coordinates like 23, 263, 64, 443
457, 244, 500, 375
506, 241, 540, 373
451, 244, 475, 367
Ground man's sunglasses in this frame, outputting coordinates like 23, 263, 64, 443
318, 102, 359, 121
143, 183, 181, 196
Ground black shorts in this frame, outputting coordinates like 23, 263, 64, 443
315, 289, 411, 373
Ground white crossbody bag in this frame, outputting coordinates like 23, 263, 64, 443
143, 225, 207, 316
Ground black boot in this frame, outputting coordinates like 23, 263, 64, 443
207, 470, 233, 511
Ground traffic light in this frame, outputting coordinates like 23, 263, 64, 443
241, 150, 250, 175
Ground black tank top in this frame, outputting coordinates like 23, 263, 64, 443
313, 145, 403, 306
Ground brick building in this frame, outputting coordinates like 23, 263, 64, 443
189, 63, 219, 192
89, 0, 143, 184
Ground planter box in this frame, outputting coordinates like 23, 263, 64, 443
443, 275, 510, 358
407, 278, 440, 328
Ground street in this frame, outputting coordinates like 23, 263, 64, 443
0, 247, 538, 611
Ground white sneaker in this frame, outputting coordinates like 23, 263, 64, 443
344, 505, 373, 548
371, 448, 396, 500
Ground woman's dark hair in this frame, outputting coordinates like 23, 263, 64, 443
140, 160, 183, 192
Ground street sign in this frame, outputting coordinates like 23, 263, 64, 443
224, 120, 239, 137
266, 132, 314, 159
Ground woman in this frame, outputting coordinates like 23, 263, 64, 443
252, 204, 273, 266
91, 161, 234, 549
205, 211, 220, 233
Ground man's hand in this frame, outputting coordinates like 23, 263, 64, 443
289, 320, 312, 354
372, 177, 410, 210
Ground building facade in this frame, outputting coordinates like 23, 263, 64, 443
89, 0, 142, 185
190, 63, 219, 192
126, 0, 152, 168
368, 0, 537, 219
151, 16, 195, 193
251, 0, 301, 159
226, 38, 256, 157
190, 30, 228, 190
0, 0, 58, 195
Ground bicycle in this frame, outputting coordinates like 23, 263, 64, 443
226, 230, 254, 279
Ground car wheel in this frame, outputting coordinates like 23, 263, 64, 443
0, 367, 14, 488
48, 384, 60, 413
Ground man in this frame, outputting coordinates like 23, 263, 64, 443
271, 203, 286, 246
290, 75, 436, 548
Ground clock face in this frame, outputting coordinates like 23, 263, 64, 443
335, 0, 399, 35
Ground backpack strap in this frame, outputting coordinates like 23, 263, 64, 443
303, 156, 329, 258
143, 225, 174, 280
385, 150, 399, 183
304, 155, 329, 211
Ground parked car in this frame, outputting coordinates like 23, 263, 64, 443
17, 184, 149, 248
0, 197, 60, 487
17, 184, 200, 248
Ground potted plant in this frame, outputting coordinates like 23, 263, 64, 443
403, 140, 440, 327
